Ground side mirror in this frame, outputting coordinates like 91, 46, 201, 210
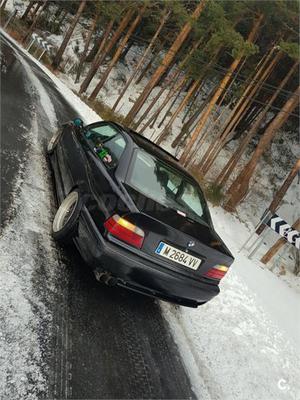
73, 117, 84, 128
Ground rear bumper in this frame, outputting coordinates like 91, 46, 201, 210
76, 206, 220, 308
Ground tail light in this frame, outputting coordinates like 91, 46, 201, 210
205, 265, 229, 280
104, 214, 144, 249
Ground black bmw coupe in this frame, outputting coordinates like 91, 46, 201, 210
47, 119, 234, 307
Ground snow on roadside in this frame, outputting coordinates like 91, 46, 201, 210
0, 113, 59, 399
162, 273, 300, 400
0, 37, 64, 398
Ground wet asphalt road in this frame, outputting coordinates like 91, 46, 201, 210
1, 34, 195, 399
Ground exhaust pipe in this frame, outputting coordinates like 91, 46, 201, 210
93, 270, 117, 286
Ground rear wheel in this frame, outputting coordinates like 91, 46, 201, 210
47, 128, 62, 154
52, 190, 82, 243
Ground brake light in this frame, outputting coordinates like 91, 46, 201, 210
104, 215, 144, 249
205, 265, 229, 280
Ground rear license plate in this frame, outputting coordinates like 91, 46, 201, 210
155, 242, 201, 270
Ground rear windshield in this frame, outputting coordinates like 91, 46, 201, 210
127, 150, 211, 225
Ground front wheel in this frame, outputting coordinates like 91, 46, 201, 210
47, 128, 62, 154
52, 190, 83, 243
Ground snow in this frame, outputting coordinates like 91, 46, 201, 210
0, 53, 59, 396
1, 20, 300, 400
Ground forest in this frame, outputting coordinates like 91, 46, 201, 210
2, 0, 300, 214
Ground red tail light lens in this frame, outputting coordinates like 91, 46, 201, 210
104, 215, 144, 249
205, 265, 229, 280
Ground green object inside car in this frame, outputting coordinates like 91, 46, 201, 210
96, 147, 109, 160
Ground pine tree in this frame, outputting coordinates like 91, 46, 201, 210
112, 8, 171, 112
75, 14, 98, 83
124, 0, 207, 125
216, 59, 299, 187
79, 8, 134, 94
89, 5, 147, 101
180, 14, 263, 165
21, 1, 36, 20
225, 85, 300, 211
52, 0, 87, 69
156, 79, 200, 145
135, 38, 202, 131
139, 74, 187, 134
22, 1, 48, 43
200, 47, 282, 175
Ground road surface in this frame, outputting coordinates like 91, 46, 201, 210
0, 33, 195, 400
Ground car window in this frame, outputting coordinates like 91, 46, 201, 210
127, 150, 210, 224
104, 134, 126, 164
179, 182, 205, 218
85, 132, 126, 169
85, 124, 118, 143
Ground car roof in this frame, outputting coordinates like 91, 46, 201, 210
109, 121, 194, 180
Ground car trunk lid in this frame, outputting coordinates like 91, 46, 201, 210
118, 187, 234, 279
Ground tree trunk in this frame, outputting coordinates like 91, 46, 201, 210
156, 80, 189, 128
135, 49, 159, 85
156, 79, 200, 145
182, 55, 246, 164
87, 19, 114, 71
139, 74, 187, 134
134, 69, 182, 130
22, 1, 47, 43
86, 34, 102, 62
134, 39, 201, 131
55, 8, 67, 32
52, 0, 87, 69
261, 218, 300, 264
112, 9, 170, 112
0, 0, 8, 10
157, 48, 220, 145
135, 85, 169, 129
179, 14, 264, 165
216, 60, 299, 187
89, 7, 146, 101
200, 49, 282, 176
172, 88, 213, 148
224, 86, 300, 211
30, 1, 42, 19
182, 81, 204, 124
256, 158, 300, 235
135, 37, 202, 131
124, 0, 207, 125
79, 10, 133, 94
75, 15, 98, 83
21, 1, 35, 19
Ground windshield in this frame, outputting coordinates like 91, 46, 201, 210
127, 150, 211, 225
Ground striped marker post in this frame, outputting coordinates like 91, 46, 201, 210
240, 211, 299, 260
266, 214, 300, 249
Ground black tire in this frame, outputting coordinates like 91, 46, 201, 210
52, 189, 83, 243
47, 127, 63, 155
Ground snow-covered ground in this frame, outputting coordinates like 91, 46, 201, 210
1, 18, 300, 400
